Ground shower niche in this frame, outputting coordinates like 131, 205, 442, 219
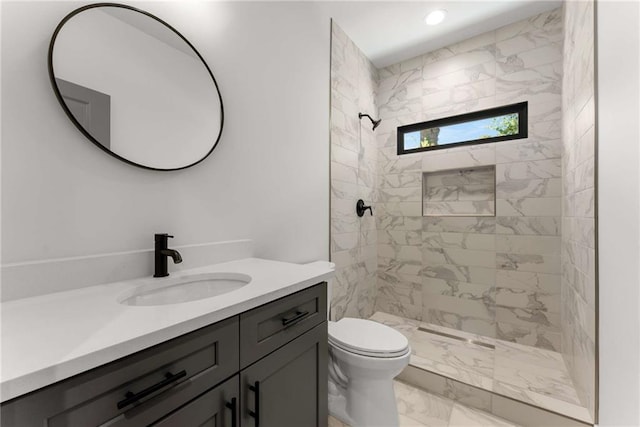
422, 165, 496, 217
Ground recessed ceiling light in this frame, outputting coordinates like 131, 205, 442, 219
425, 9, 447, 26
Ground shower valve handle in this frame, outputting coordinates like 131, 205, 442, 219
356, 199, 373, 217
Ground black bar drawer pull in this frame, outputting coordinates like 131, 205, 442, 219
248, 381, 260, 426
281, 310, 310, 327
117, 370, 187, 409
225, 397, 237, 427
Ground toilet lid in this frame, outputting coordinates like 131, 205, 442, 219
328, 318, 409, 358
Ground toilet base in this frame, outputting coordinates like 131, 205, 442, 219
328, 391, 354, 426
327, 319, 411, 427
328, 370, 402, 427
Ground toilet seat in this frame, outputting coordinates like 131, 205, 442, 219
328, 318, 410, 358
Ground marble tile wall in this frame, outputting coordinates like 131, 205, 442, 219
330, 22, 378, 320
561, 0, 596, 419
374, 9, 564, 350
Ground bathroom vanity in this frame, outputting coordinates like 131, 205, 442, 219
1, 259, 332, 427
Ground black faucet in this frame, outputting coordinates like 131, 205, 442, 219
154, 233, 183, 277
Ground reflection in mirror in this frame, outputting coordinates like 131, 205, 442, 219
397, 102, 527, 155
49, 4, 223, 170
55, 78, 112, 149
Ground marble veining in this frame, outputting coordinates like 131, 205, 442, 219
424, 217, 496, 234
561, 0, 596, 418
330, 23, 379, 320
496, 216, 560, 236
332, 5, 595, 419
422, 264, 495, 286
372, 8, 564, 351
370, 311, 593, 423
496, 322, 561, 352
423, 232, 495, 251
448, 403, 519, 427
328, 380, 519, 427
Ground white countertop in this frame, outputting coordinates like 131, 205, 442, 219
0, 258, 333, 402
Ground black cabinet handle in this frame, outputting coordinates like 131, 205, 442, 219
225, 397, 237, 427
116, 370, 187, 409
248, 381, 260, 427
281, 310, 310, 327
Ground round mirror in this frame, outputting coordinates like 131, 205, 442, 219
48, 3, 224, 171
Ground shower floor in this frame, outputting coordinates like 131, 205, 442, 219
370, 312, 593, 425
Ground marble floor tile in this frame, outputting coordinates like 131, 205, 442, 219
493, 354, 568, 384
328, 415, 348, 427
494, 339, 564, 369
411, 331, 495, 379
372, 312, 591, 423
395, 380, 453, 426
493, 364, 582, 406
448, 403, 520, 427
370, 310, 420, 339
493, 381, 593, 422
418, 321, 496, 346
398, 414, 430, 426
411, 354, 494, 390
328, 380, 521, 427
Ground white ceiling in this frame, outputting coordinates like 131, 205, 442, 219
315, 0, 563, 68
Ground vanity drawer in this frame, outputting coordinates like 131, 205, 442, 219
240, 282, 327, 368
1, 316, 239, 427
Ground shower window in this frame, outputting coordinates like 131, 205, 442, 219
397, 102, 527, 155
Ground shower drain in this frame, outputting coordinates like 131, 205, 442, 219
416, 326, 495, 349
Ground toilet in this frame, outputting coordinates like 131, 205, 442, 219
304, 260, 411, 426
327, 317, 411, 427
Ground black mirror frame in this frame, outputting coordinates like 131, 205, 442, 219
397, 101, 528, 155
47, 2, 224, 171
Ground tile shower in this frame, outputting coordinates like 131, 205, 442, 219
330, 2, 596, 425
374, 9, 564, 349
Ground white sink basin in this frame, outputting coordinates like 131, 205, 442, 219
118, 272, 252, 306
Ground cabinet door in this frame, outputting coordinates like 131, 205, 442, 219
241, 322, 327, 427
150, 376, 239, 427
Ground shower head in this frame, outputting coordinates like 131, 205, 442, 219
359, 113, 382, 131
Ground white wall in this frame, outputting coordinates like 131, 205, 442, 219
597, 1, 640, 425
1, 2, 329, 270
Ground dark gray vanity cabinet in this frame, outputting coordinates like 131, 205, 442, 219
241, 324, 327, 427
0, 316, 240, 427
1, 283, 328, 427
239, 283, 328, 427
152, 375, 239, 426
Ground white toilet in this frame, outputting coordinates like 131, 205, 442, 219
304, 260, 411, 426
327, 317, 411, 427
329, 317, 411, 427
